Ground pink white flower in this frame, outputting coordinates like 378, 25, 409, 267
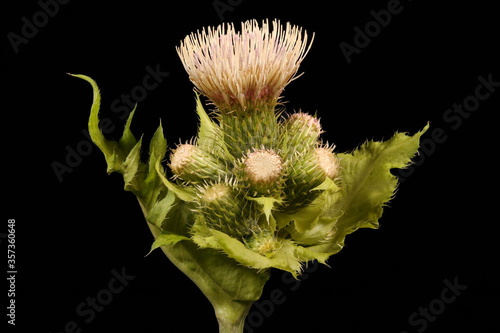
177, 19, 313, 112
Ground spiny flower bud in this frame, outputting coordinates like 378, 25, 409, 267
243, 149, 284, 195
280, 112, 323, 158
315, 147, 339, 179
197, 183, 257, 239
169, 143, 225, 183
280, 147, 339, 212
245, 230, 280, 256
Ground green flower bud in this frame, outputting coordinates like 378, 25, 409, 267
196, 182, 257, 239
242, 149, 284, 196
244, 230, 280, 256
281, 112, 322, 157
169, 143, 225, 183
280, 146, 339, 212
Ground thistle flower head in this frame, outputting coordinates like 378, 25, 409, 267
176, 19, 313, 113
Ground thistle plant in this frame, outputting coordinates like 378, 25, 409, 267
71, 19, 428, 333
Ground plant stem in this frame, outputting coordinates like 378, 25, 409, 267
215, 301, 253, 333
139, 200, 262, 333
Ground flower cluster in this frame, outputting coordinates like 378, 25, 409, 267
169, 109, 340, 246
170, 19, 343, 259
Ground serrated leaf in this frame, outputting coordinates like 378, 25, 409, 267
148, 121, 167, 171
317, 124, 429, 256
146, 191, 176, 230
335, 124, 429, 228
70, 74, 108, 154
155, 159, 195, 202
295, 244, 331, 265
139, 122, 168, 210
194, 93, 231, 159
118, 105, 138, 153
195, 92, 217, 147
71, 74, 119, 171
193, 225, 306, 277
147, 196, 269, 301
147, 212, 268, 304
246, 196, 280, 227
278, 203, 321, 234
122, 136, 144, 192
148, 232, 190, 255
312, 177, 339, 192
71, 73, 142, 175
289, 216, 337, 246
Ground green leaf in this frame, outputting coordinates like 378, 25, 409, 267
155, 159, 196, 202
288, 216, 337, 246
195, 92, 217, 147
140, 193, 269, 303
122, 136, 144, 192
162, 197, 195, 236
71, 73, 142, 176
69, 74, 108, 155
146, 191, 176, 230
210, 228, 300, 274
167, 240, 269, 302
71, 74, 119, 171
146, 213, 268, 304
193, 223, 305, 277
194, 92, 231, 159
336, 125, 428, 226
148, 121, 167, 172
275, 177, 340, 244
278, 202, 321, 234
295, 244, 331, 265
140, 122, 168, 210
317, 124, 430, 256
118, 106, 138, 154
149, 232, 190, 254
246, 196, 280, 228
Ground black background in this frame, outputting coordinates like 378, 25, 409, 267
4, 0, 499, 332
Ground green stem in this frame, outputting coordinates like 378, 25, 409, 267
215, 301, 253, 333
153, 228, 254, 332
138, 199, 264, 333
